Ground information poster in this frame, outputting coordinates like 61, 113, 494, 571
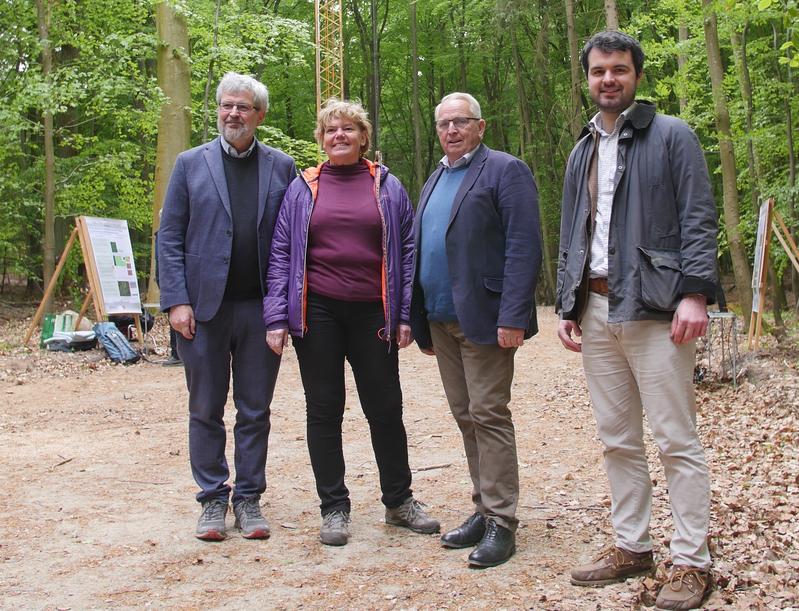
82, 216, 142, 314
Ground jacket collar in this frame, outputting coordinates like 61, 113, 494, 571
300, 157, 389, 201
578, 100, 656, 140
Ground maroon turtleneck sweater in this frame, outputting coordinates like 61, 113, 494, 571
306, 160, 383, 302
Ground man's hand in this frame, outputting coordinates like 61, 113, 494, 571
670, 294, 708, 344
557, 319, 582, 352
266, 328, 289, 355
419, 346, 435, 356
396, 324, 412, 349
169, 304, 195, 340
497, 326, 524, 348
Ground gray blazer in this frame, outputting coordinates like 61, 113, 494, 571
158, 137, 297, 321
410, 143, 543, 349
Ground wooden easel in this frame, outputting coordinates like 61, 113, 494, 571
24, 216, 143, 346
747, 198, 799, 350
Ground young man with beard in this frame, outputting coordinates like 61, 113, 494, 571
557, 32, 718, 609
159, 72, 297, 541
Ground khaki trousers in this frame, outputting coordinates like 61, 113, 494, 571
430, 321, 519, 531
581, 293, 711, 568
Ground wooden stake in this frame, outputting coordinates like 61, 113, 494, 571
772, 210, 799, 274
74, 288, 94, 331
23, 226, 79, 345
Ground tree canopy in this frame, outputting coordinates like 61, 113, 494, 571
2, 0, 797, 316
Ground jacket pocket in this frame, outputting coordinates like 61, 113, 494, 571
483, 277, 503, 293
638, 246, 681, 312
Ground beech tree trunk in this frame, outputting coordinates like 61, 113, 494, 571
605, 0, 619, 30
370, 0, 380, 152
703, 0, 753, 322
787, 100, 798, 308
409, 1, 424, 199
202, 0, 221, 142
565, 0, 582, 140
36, 0, 55, 313
148, 1, 191, 303
677, 24, 688, 113
731, 26, 785, 329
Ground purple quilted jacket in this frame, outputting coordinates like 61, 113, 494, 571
262, 159, 414, 342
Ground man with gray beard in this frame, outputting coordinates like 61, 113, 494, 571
158, 72, 297, 541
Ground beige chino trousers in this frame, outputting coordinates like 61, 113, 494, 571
581, 292, 711, 568
430, 321, 519, 531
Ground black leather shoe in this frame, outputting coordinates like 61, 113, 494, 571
440, 512, 486, 549
467, 518, 515, 567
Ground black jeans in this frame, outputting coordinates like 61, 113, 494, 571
293, 292, 413, 515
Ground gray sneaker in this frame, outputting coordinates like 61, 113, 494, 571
320, 510, 350, 546
233, 497, 271, 539
196, 498, 228, 541
385, 497, 440, 534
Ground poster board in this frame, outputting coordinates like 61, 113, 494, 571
24, 216, 144, 346
76, 216, 142, 315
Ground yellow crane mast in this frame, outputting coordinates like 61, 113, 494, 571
315, 0, 344, 112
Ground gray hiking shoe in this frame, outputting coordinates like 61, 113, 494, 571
196, 498, 228, 541
233, 497, 271, 539
320, 510, 350, 546
385, 497, 440, 534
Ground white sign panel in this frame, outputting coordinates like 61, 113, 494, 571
82, 216, 142, 314
750, 200, 771, 313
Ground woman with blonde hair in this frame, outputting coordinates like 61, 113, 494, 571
263, 99, 439, 546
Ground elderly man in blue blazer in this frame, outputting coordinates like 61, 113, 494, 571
158, 72, 296, 541
410, 92, 542, 567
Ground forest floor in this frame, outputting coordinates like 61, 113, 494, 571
0, 302, 797, 610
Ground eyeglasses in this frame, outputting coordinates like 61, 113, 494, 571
435, 116, 480, 131
219, 102, 256, 114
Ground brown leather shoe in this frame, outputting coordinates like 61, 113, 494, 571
570, 545, 654, 586
655, 565, 711, 610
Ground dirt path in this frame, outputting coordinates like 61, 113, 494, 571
0, 308, 737, 609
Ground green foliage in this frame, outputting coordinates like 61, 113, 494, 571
2, 0, 797, 304
0, 0, 317, 296
259, 125, 320, 170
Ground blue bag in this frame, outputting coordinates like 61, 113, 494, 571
93, 322, 140, 364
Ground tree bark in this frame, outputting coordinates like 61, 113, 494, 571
730, 26, 786, 329
677, 24, 688, 113
787, 99, 798, 310
350, 1, 380, 150
604, 0, 619, 30
703, 0, 753, 322
409, 1, 424, 200
564, 0, 583, 140
370, 0, 380, 152
202, 0, 221, 142
730, 26, 761, 208
36, 0, 55, 313
148, 0, 191, 303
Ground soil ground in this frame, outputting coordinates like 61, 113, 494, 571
0, 306, 795, 610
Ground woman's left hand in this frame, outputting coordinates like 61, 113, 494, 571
396, 324, 413, 349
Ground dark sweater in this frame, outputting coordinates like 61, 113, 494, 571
222, 147, 261, 300
306, 160, 382, 302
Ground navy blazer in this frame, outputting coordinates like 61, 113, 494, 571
158, 137, 297, 322
410, 144, 542, 349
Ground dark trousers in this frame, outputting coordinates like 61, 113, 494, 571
293, 293, 412, 515
178, 298, 281, 504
